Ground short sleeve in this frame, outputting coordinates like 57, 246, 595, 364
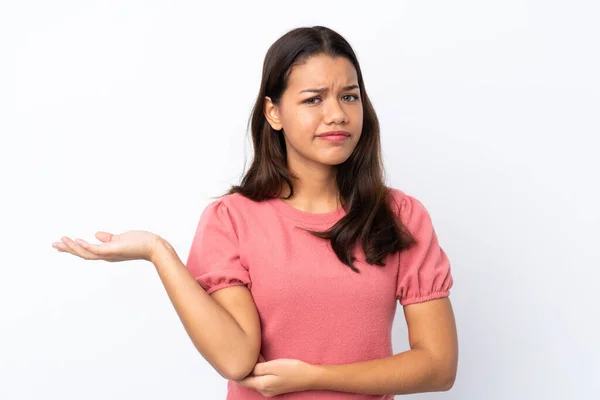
185, 199, 251, 295
396, 194, 453, 306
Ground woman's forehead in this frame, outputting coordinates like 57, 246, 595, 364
287, 56, 358, 90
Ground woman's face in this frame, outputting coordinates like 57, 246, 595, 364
265, 54, 364, 168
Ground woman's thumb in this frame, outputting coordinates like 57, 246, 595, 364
95, 231, 115, 243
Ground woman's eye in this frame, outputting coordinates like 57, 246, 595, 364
304, 94, 359, 105
304, 97, 321, 104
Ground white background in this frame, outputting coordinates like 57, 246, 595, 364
2, 1, 599, 399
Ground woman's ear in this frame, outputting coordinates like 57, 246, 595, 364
264, 96, 283, 131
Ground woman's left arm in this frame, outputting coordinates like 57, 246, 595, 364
309, 297, 458, 395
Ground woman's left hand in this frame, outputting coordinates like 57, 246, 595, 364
234, 357, 319, 397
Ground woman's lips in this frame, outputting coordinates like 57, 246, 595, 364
317, 134, 349, 142
316, 131, 351, 142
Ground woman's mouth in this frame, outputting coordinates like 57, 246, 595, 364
316, 131, 351, 142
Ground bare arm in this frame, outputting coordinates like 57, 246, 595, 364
310, 298, 458, 395
150, 238, 261, 381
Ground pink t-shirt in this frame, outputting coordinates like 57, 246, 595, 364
185, 187, 453, 399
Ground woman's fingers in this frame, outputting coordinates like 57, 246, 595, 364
75, 237, 114, 256
52, 230, 156, 262
53, 234, 127, 262
52, 242, 68, 252
52, 238, 77, 255
59, 237, 101, 260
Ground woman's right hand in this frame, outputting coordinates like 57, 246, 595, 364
52, 230, 162, 263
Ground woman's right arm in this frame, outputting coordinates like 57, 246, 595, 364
150, 237, 261, 381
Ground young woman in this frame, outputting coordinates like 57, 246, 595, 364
52, 26, 458, 399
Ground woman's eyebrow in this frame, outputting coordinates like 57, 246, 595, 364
298, 84, 359, 94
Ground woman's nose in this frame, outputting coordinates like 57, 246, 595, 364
323, 99, 348, 124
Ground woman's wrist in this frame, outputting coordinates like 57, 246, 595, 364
149, 236, 172, 265
305, 364, 326, 391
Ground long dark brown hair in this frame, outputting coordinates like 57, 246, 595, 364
225, 26, 416, 272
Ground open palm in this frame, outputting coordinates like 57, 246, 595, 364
52, 230, 160, 263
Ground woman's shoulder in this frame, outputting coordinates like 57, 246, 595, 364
212, 192, 256, 207
386, 187, 430, 224
386, 187, 408, 215
387, 187, 407, 202
203, 192, 270, 221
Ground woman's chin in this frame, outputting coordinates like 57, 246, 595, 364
317, 154, 352, 166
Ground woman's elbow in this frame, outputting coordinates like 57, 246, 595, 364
223, 353, 261, 382
224, 368, 249, 382
437, 364, 457, 391
440, 373, 456, 391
